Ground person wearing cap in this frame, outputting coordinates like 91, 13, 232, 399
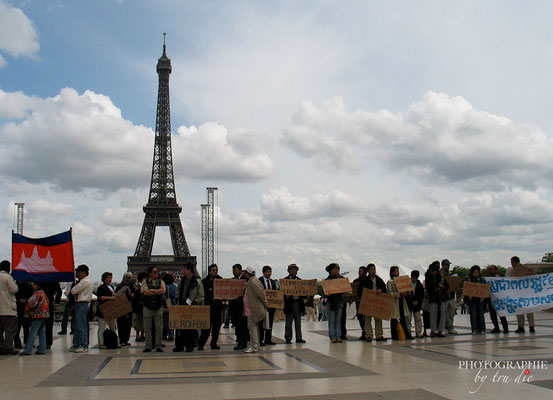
96, 272, 119, 349
324, 263, 345, 343
243, 266, 268, 353
70, 264, 93, 352
440, 259, 457, 335
283, 264, 306, 344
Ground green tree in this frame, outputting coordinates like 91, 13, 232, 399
542, 252, 553, 262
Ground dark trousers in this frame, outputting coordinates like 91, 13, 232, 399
45, 315, 54, 347
488, 301, 508, 331
259, 308, 275, 343
390, 301, 410, 339
14, 316, 30, 347
0, 315, 18, 352
469, 302, 486, 333
117, 312, 133, 344
340, 302, 347, 338
355, 302, 365, 337
230, 305, 248, 347
60, 302, 75, 332
423, 310, 430, 331
199, 306, 222, 347
175, 329, 196, 350
285, 300, 303, 341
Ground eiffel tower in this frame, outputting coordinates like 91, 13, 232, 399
127, 35, 195, 278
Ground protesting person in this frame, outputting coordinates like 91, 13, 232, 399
229, 264, 248, 350
198, 264, 223, 350
358, 263, 387, 342
324, 263, 345, 343
70, 264, 93, 353
405, 270, 424, 338
464, 265, 486, 335
283, 263, 306, 344
486, 265, 508, 333
425, 262, 448, 338
19, 282, 49, 356
0, 260, 19, 355
353, 266, 367, 340
259, 265, 277, 346
440, 259, 458, 335
174, 263, 204, 353
96, 272, 119, 349
506, 256, 535, 333
243, 266, 268, 353
116, 272, 139, 346
387, 266, 411, 340
141, 266, 166, 352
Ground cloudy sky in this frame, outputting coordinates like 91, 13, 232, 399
1, 0, 553, 281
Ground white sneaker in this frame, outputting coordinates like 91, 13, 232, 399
244, 347, 258, 353
74, 346, 88, 353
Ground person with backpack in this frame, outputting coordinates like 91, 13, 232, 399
141, 267, 166, 352
96, 272, 119, 349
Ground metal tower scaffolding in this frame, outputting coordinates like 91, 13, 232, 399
200, 203, 209, 277
15, 203, 24, 234
200, 187, 218, 278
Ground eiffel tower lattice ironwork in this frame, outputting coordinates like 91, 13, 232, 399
127, 35, 195, 278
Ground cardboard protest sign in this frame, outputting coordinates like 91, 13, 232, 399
98, 294, 132, 322
322, 277, 352, 295
169, 305, 210, 330
463, 282, 491, 299
394, 276, 413, 294
511, 264, 535, 277
445, 276, 461, 292
343, 282, 360, 303
279, 279, 318, 296
214, 279, 246, 300
265, 289, 284, 308
358, 288, 393, 320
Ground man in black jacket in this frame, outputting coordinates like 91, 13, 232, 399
352, 266, 367, 340
283, 264, 306, 344
229, 264, 248, 350
198, 264, 223, 350
405, 270, 425, 338
358, 263, 387, 342
259, 265, 277, 346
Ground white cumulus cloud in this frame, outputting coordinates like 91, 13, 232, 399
0, 0, 39, 64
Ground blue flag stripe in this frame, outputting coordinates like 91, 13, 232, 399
12, 230, 72, 246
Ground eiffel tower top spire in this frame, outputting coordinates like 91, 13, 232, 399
148, 34, 176, 205
128, 36, 194, 276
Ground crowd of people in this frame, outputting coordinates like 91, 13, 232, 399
0, 256, 538, 356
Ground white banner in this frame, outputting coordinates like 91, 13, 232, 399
488, 273, 553, 317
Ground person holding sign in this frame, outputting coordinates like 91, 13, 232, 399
229, 264, 248, 351
324, 263, 346, 343
387, 266, 411, 340
96, 272, 119, 349
486, 265, 508, 334
440, 259, 458, 335
464, 265, 487, 335
358, 263, 387, 342
353, 266, 367, 340
243, 266, 268, 353
198, 264, 223, 350
174, 263, 204, 353
259, 265, 277, 346
283, 264, 306, 344
506, 256, 535, 333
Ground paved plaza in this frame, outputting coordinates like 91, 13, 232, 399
2, 311, 552, 400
